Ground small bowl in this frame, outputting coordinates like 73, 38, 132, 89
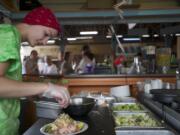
64, 97, 95, 116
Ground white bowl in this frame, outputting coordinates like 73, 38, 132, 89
110, 85, 130, 97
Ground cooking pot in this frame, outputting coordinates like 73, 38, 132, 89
64, 97, 95, 116
171, 97, 180, 110
150, 89, 180, 105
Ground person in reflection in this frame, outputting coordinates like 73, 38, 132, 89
42, 56, 58, 75
25, 50, 39, 75
0, 7, 70, 135
59, 51, 73, 75
80, 45, 96, 63
76, 45, 96, 74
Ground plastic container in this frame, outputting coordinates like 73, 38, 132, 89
110, 85, 130, 97
34, 101, 62, 119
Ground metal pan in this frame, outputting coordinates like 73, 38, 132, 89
111, 102, 147, 113
115, 129, 175, 135
113, 112, 164, 129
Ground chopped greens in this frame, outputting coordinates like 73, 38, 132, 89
112, 104, 143, 111
115, 113, 160, 127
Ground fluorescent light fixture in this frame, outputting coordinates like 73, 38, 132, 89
80, 31, 98, 35
142, 34, 150, 38
67, 38, 77, 41
52, 37, 61, 40
153, 34, 159, 37
21, 40, 56, 45
106, 35, 112, 38
47, 40, 55, 44
123, 38, 141, 41
106, 35, 123, 38
76, 36, 93, 40
175, 33, 180, 36
117, 35, 123, 38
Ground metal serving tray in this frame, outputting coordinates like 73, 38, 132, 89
113, 112, 164, 129
111, 102, 148, 113
115, 129, 175, 135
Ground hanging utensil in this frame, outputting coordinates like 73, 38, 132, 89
109, 25, 126, 56
113, 0, 128, 20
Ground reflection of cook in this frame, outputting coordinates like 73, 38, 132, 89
75, 45, 96, 74
59, 52, 73, 75
42, 56, 58, 75
25, 50, 39, 75
76, 52, 95, 74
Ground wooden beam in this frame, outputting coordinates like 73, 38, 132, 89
0, 0, 19, 12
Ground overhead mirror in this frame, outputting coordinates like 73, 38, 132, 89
21, 22, 180, 75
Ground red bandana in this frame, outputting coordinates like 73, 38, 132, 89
23, 6, 61, 33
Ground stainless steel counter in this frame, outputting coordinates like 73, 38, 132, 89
139, 93, 180, 134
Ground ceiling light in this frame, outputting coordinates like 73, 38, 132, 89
67, 38, 77, 41
153, 34, 159, 37
47, 40, 55, 44
106, 35, 123, 38
21, 40, 56, 45
123, 38, 141, 41
117, 35, 123, 38
175, 33, 180, 36
80, 31, 98, 35
52, 37, 61, 40
142, 35, 150, 38
76, 36, 93, 40
106, 35, 112, 38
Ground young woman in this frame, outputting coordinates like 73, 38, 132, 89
0, 7, 70, 135
76, 45, 96, 74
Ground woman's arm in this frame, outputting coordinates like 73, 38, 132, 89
0, 62, 48, 98
75, 58, 85, 73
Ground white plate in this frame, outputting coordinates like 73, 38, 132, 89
40, 121, 88, 135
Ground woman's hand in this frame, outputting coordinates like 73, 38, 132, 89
42, 83, 70, 108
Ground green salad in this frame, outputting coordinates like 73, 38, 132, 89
115, 113, 160, 127
112, 104, 143, 111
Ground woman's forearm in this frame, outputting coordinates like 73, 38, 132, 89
0, 77, 48, 98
